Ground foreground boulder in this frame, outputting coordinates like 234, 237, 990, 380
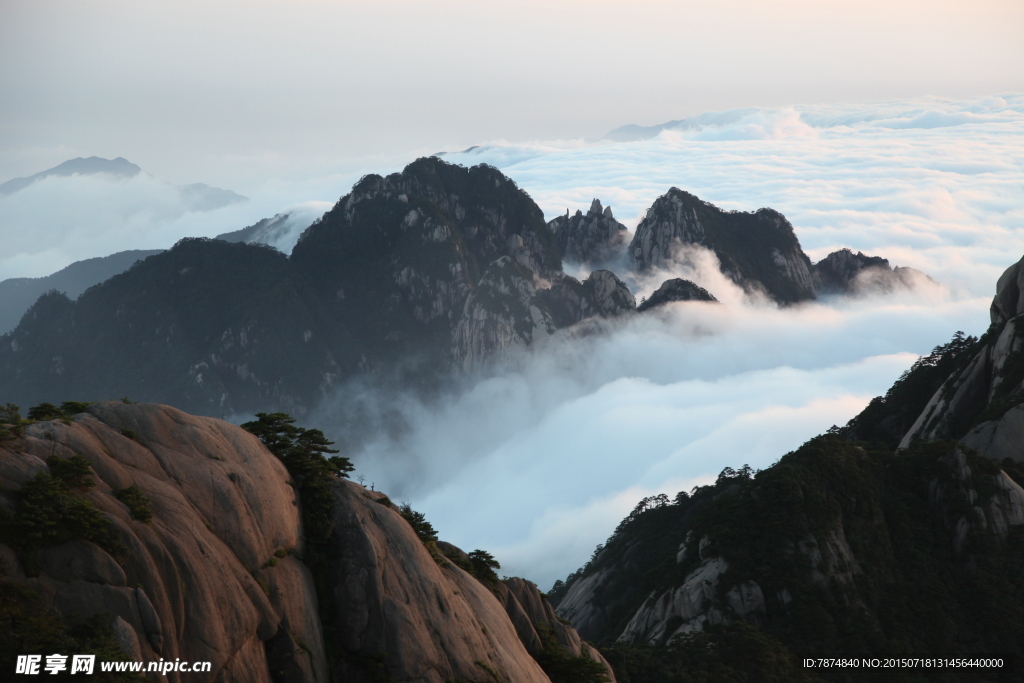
0, 402, 611, 682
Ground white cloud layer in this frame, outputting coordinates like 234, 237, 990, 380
3, 93, 1021, 591
447, 93, 1024, 297
328, 94, 1024, 589
0, 167, 369, 280
328, 290, 989, 587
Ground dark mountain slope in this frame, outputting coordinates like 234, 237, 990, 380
0, 250, 164, 335
629, 188, 817, 304
291, 157, 562, 367
0, 155, 924, 418
552, 437, 1024, 681
0, 240, 351, 416
0, 158, 634, 416
551, 257, 1024, 682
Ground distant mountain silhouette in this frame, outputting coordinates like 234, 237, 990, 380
0, 156, 247, 209
0, 250, 164, 335
0, 157, 141, 196
0, 157, 923, 417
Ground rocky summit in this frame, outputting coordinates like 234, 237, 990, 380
629, 188, 817, 303
547, 199, 630, 267
814, 247, 931, 296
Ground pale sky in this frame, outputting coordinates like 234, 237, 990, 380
2, 0, 1024, 588
1, 0, 1022, 191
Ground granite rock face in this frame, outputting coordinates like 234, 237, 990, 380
814, 248, 930, 296
900, 254, 1024, 459
628, 188, 816, 304
0, 401, 324, 683
324, 483, 554, 683
1, 402, 611, 682
453, 259, 636, 371
548, 199, 630, 267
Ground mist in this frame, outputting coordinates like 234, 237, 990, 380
446, 94, 1024, 298
305, 94, 1020, 589
315, 268, 987, 588
3, 92, 1021, 590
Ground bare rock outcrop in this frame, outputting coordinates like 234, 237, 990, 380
814, 248, 931, 296
628, 188, 816, 304
495, 577, 616, 682
548, 199, 630, 267
926, 447, 1024, 553
453, 258, 636, 371
899, 254, 1024, 458
452, 256, 557, 371
2, 402, 614, 682
325, 483, 553, 683
0, 401, 326, 683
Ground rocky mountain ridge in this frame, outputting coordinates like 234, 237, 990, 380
0, 401, 615, 682
0, 156, 921, 418
547, 199, 629, 267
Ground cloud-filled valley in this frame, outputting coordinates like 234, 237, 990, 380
329, 94, 1024, 587
3, 93, 1023, 590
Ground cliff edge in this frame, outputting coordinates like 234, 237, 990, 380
0, 402, 613, 682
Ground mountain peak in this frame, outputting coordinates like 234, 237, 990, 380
0, 156, 142, 196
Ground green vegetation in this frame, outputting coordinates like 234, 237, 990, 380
0, 581, 146, 682
467, 549, 500, 579
0, 455, 122, 563
399, 503, 438, 544
240, 412, 362, 679
27, 401, 93, 422
534, 623, 610, 683
553, 436, 1024, 682
474, 659, 501, 681
242, 412, 352, 545
841, 331, 979, 447
601, 622, 813, 683
0, 403, 25, 440
1, 402, 94, 439
113, 485, 152, 523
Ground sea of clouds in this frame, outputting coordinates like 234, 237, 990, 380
339, 94, 1024, 588
3, 93, 1022, 590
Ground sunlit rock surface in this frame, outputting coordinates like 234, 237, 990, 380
1, 401, 611, 682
